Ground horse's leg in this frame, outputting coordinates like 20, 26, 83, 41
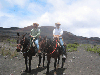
61, 58, 66, 68
54, 58, 57, 72
38, 53, 41, 67
61, 46, 67, 68
29, 56, 32, 73
43, 53, 45, 67
57, 55, 60, 68
46, 57, 50, 74
25, 56, 28, 72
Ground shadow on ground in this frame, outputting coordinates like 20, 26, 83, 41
43, 68, 67, 75
21, 66, 47, 75
21, 66, 66, 75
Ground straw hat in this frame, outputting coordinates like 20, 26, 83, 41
33, 23, 39, 26
55, 22, 61, 26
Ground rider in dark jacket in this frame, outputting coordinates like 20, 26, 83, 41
29, 23, 40, 53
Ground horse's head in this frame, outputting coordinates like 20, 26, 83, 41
16, 33, 27, 52
39, 36, 47, 52
54, 37, 59, 42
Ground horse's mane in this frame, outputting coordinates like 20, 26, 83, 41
24, 37, 30, 45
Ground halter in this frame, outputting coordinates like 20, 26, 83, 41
17, 37, 30, 54
39, 37, 47, 53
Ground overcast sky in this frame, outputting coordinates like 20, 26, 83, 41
0, 0, 100, 38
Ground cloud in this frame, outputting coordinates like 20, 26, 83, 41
0, 0, 100, 38
72, 28, 100, 38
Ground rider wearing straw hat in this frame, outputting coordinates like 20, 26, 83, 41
53, 22, 66, 58
29, 23, 40, 53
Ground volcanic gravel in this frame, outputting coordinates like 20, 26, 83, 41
0, 43, 100, 75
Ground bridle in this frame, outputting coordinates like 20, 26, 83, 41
50, 38, 57, 54
17, 36, 29, 53
39, 37, 47, 53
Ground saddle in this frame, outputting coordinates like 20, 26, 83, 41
56, 40, 66, 55
30, 37, 37, 48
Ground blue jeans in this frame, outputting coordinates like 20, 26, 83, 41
59, 38, 65, 52
30, 38, 39, 51
35, 39, 39, 50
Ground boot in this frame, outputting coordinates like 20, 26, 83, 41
35, 48, 39, 57
62, 54, 66, 58
62, 46, 66, 59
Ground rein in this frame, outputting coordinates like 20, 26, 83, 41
50, 39, 57, 54
22, 42, 30, 54
19, 38, 30, 54
39, 38, 47, 53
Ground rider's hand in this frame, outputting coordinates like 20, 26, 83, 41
29, 35, 32, 37
33, 38, 35, 40
54, 35, 59, 38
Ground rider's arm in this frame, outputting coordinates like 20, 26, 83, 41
53, 29, 55, 37
30, 29, 37, 38
59, 29, 63, 37
33, 29, 40, 38
30, 29, 33, 37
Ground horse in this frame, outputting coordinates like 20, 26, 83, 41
16, 33, 42, 73
38, 36, 47, 68
43, 37, 67, 74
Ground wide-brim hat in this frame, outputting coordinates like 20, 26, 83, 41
33, 23, 39, 26
55, 22, 61, 26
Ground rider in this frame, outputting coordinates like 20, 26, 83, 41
53, 22, 66, 58
29, 23, 40, 53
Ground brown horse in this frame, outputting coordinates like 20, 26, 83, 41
38, 36, 47, 68
16, 33, 42, 73
40, 37, 67, 74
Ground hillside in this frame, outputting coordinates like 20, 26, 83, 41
0, 26, 100, 44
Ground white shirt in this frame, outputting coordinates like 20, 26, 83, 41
53, 28, 63, 38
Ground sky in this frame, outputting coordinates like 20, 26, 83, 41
0, 0, 100, 38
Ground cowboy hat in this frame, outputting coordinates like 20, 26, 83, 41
55, 22, 61, 26
33, 23, 39, 26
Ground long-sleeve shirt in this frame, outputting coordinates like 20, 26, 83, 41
30, 28, 40, 38
53, 28, 63, 38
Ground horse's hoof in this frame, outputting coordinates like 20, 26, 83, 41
28, 70, 31, 73
37, 65, 39, 68
57, 64, 59, 68
24, 70, 28, 72
46, 71, 49, 74
37, 65, 40, 68
54, 71, 56, 74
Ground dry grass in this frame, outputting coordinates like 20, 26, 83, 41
10, 44, 17, 47
0, 48, 18, 58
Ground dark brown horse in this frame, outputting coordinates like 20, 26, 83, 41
39, 37, 67, 74
16, 33, 42, 73
38, 36, 47, 68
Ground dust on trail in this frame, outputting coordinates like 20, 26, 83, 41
0, 44, 100, 75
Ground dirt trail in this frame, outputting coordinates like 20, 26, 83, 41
0, 45, 100, 75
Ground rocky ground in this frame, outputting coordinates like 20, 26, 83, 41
0, 39, 100, 75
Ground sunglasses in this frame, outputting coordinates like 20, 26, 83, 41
34, 24, 38, 26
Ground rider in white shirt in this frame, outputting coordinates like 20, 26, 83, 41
53, 22, 66, 58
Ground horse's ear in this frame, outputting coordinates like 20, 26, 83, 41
45, 36, 47, 38
25, 33, 27, 35
23, 33, 27, 37
17, 32, 20, 36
